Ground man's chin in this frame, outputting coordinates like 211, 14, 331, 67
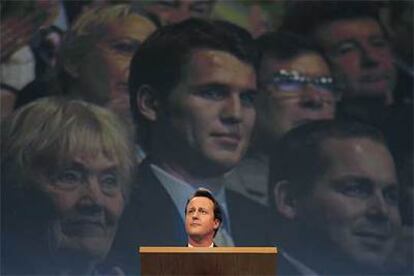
209, 157, 240, 174
343, 242, 391, 272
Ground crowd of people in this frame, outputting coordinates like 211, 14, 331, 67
1, 1, 412, 275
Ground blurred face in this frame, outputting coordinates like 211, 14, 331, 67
185, 196, 219, 243
159, 49, 257, 175
39, 152, 125, 260
297, 137, 401, 269
144, 0, 214, 25
80, 15, 156, 121
257, 52, 336, 140
314, 18, 396, 102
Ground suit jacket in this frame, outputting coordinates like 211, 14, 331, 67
107, 159, 271, 274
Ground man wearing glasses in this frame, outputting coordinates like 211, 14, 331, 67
223, 31, 339, 206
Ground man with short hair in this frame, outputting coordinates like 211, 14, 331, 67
279, 1, 414, 153
185, 188, 222, 247
281, 1, 397, 105
268, 120, 402, 275
108, 18, 269, 274
224, 31, 338, 205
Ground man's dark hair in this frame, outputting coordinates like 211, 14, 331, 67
128, 18, 258, 149
279, 1, 383, 37
185, 188, 222, 236
255, 31, 327, 70
268, 120, 386, 210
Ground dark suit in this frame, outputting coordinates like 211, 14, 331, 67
107, 159, 271, 274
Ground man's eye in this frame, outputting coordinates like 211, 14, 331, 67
333, 42, 357, 56
240, 91, 257, 107
337, 181, 372, 198
275, 80, 302, 92
196, 88, 227, 101
314, 83, 335, 94
200, 209, 207, 214
383, 187, 399, 206
370, 37, 388, 48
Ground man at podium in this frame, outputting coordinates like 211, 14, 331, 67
185, 188, 222, 247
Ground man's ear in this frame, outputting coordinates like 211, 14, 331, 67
213, 218, 220, 230
273, 180, 297, 220
136, 85, 160, 122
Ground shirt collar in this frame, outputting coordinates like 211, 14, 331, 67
282, 250, 320, 276
188, 243, 214, 248
151, 164, 195, 221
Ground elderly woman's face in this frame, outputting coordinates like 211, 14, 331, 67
39, 152, 125, 260
78, 14, 156, 122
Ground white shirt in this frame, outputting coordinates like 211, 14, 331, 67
188, 243, 214, 248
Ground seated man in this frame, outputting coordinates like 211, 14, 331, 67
224, 31, 338, 205
108, 18, 270, 274
185, 188, 222, 247
268, 120, 403, 275
281, 1, 397, 106
280, 1, 413, 136
1, 97, 136, 275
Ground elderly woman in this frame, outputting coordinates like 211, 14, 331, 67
1, 97, 136, 275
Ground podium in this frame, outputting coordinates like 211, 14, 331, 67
139, 246, 277, 275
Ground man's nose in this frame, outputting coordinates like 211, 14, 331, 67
221, 94, 242, 124
360, 46, 380, 68
366, 192, 390, 223
192, 211, 200, 219
300, 85, 325, 109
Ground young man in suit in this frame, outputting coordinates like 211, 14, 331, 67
108, 18, 270, 274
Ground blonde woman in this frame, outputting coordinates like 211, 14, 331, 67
1, 97, 136, 275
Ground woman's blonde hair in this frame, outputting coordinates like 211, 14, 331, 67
1, 97, 136, 198
60, 4, 155, 69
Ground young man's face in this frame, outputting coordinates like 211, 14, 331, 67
159, 49, 257, 174
297, 137, 401, 269
185, 196, 219, 243
314, 18, 396, 102
257, 52, 335, 140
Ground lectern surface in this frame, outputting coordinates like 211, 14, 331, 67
140, 246, 277, 276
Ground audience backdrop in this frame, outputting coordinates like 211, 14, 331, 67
0, 1, 412, 275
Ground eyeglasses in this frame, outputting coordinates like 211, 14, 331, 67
266, 69, 341, 100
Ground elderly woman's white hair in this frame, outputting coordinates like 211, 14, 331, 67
1, 96, 137, 197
